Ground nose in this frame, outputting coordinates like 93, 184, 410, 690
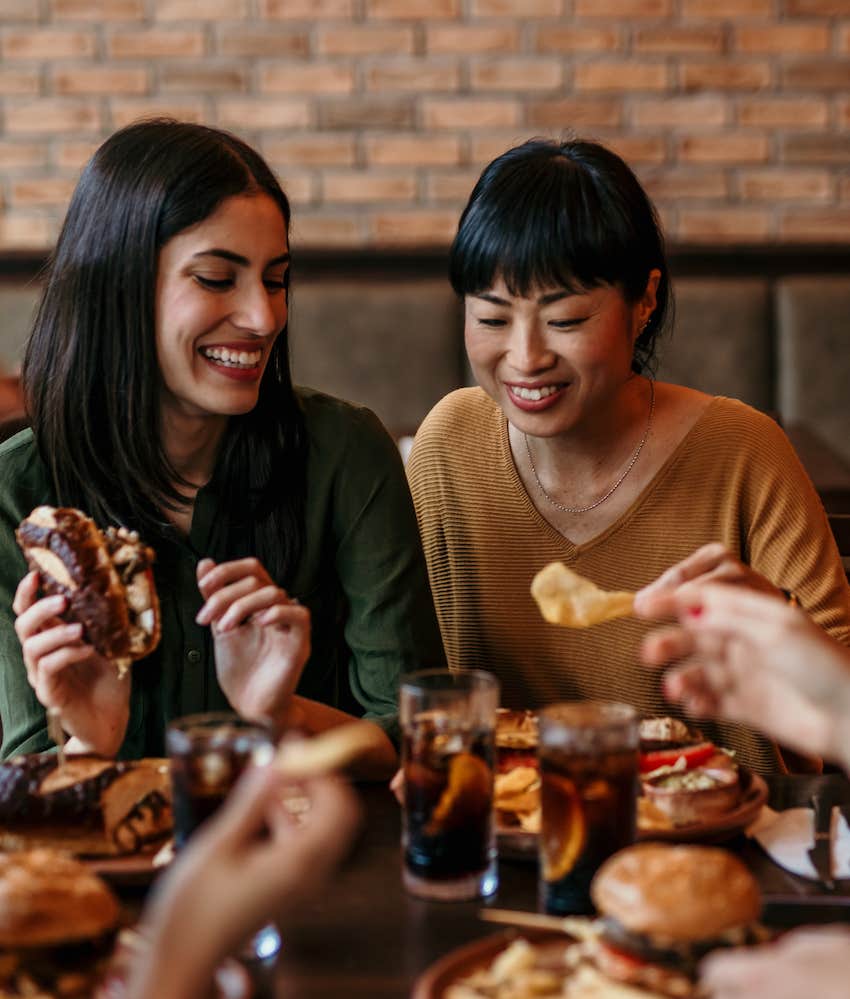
507, 322, 555, 374
232, 280, 284, 337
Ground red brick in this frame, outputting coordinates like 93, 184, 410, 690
780, 209, 850, 241
55, 141, 100, 169
154, 0, 248, 17
678, 209, 771, 243
472, 0, 562, 13
5, 100, 101, 134
784, 134, 850, 164
319, 99, 415, 130
425, 170, 480, 202
738, 169, 830, 201
366, 61, 461, 93
737, 98, 828, 127
107, 30, 205, 59
535, 26, 620, 52
3, 30, 95, 59
367, 0, 459, 16
371, 210, 458, 246
291, 213, 365, 249
575, 62, 668, 92
275, 172, 313, 206
52, 67, 149, 96
677, 134, 769, 164
422, 98, 521, 129
682, 0, 770, 13
317, 26, 414, 56
839, 178, 850, 203
471, 58, 562, 91
640, 169, 728, 201
634, 26, 723, 53
160, 65, 250, 93
786, 0, 850, 12
633, 96, 726, 127
52, 0, 145, 18
0, 67, 40, 95
734, 25, 830, 53
323, 171, 417, 203
606, 135, 667, 164
783, 60, 850, 89
426, 25, 520, 53
261, 64, 356, 95
11, 178, 77, 208
0, 142, 47, 169
0, 214, 53, 251
681, 62, 772, 91
215, 28, 309, 58
0, 0, 40, 20
216, 99, 311, 130
261, 0, 353, 16
575, 0, 670, 13
471, 133, 539, 165
527, 97, 622, 128
263, 135, 356, 167
108, 99, 206, 128
364, 134, 461, 166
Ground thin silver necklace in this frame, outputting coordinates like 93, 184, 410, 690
524, 380, 655, 515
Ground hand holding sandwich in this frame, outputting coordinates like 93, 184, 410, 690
196, 556, 311, 726
12, 571, 130, 757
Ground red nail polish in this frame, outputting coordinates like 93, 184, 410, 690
686, 605, 704, 619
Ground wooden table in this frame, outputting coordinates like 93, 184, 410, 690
254, 773, 850, 999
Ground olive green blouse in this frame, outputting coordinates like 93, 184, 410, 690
0, 389, 445, 759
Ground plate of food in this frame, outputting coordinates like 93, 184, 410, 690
494, 714, 768, 860
413, 842, 769, 999
0, 753, 174, 884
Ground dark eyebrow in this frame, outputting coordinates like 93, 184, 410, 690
472, 289, 574, 306
473, 292, 510, 306
192, 249, 290, 268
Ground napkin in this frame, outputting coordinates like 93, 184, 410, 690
747, 805, 850, 880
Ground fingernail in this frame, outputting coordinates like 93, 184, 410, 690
686, 605, 704, 619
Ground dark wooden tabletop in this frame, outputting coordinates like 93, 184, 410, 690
253, 772, 850, 999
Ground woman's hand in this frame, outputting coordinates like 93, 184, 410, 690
633, 543, 781, 615
637, 583, 850, 771
130, 763, 360, 999
12, 571, 130, 756
700, 926, 850, 999
196, 557, 311, 726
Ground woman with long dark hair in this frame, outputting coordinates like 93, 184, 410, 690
407, 137, 850, 773
0, 119, 444, 774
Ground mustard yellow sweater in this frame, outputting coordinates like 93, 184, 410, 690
408, 388, 850, 774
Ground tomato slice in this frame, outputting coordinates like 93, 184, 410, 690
639, 741, 716, 774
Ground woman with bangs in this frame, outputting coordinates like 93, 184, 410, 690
407, 138, 850, 773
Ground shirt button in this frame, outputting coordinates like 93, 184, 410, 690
186, 648, 202, 664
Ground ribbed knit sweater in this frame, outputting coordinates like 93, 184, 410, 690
408, 388, 850, 774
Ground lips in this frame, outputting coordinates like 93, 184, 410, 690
505, 382, 567, 412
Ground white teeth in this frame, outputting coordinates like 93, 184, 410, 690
200, 346, 262, 368
511, 384, 560, 401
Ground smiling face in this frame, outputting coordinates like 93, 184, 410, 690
154, 192, 289, 425
464, 273, 659, 438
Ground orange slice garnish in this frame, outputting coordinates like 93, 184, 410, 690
425, 752, 491, 835
540, 774, 587, 882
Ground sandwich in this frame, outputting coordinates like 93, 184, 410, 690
16, 505, 161, 675
0, 848, 120, 998
0, 754, 173, 858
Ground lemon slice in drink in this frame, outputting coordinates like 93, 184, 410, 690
541, 774, 586, 882
426, 752, 491, 834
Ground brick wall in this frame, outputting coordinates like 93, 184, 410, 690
1, 0, 849, 251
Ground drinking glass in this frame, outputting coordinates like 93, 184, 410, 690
166, 711, 280, 960
538, 701, 639, 915
400, 669, 499, 901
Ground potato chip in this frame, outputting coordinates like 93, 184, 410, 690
531, 562, 634, 628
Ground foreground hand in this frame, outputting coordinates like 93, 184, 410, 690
701, 926, 850, 999
196, 557, 311, 725
131, 763, 360, 999
13, 571, 130, 756
638, 583, 850, 769
633, 543, 781, 615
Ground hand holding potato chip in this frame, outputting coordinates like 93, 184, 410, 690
531, 562, 635, 628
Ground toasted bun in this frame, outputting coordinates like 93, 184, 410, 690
591, 843, 761, 943
0, 848, 119, 947
16, 506, 160, 665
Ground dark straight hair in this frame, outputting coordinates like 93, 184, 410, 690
23, 118, 307, 583
449, 137, 672, 375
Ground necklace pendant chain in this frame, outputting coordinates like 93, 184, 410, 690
525, 380, 655, 516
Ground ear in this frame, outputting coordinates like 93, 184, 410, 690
638, 269, 662, 330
